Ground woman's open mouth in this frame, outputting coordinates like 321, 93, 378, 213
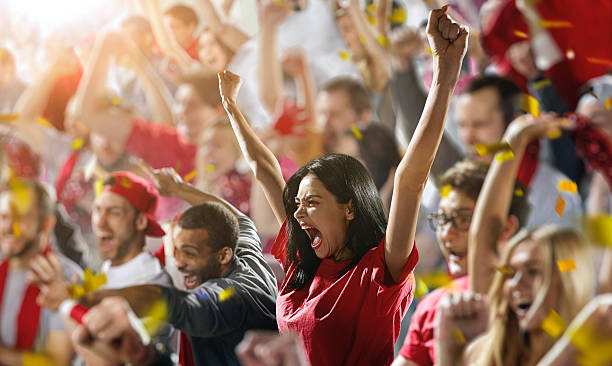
302, 225, 323, 250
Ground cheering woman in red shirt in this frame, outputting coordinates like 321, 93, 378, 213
219, 6, 468, 365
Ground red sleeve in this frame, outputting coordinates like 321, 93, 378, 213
374, 240, 419, 288
271, 220, 288, 270
398, 304, 433, 366
126, 118, 197, 177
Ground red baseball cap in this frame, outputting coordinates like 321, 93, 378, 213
103, 171, 166, 237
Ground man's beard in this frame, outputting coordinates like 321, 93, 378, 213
110, 220, 139, 264
199, 257, 222, 285
9, 236, 40, 259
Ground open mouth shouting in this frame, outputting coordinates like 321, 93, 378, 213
300, 223, 323, 250
182, 272, 200, 289
95, 232, 115, 256
513, 299, 533, 318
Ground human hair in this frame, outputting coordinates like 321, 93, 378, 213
474, 226, 594, 366
179, 68, 223, 108
464, 75, 522, 127
178, 202, 239, 253
341, 123, 401, 190
436, 159, 530, 229
282, 154, 387, 289
163, 4, 199, 25
5, 178, 56, 220
120, 15, 152, 34
321, 77, 371, 115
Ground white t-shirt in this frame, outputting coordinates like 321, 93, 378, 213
100, 251, 171, 289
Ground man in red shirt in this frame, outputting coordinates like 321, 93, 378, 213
393, 159, 529, 366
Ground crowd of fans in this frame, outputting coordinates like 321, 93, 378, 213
0, 0, 611, 365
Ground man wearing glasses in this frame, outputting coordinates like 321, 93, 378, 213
392, 159, 530, 366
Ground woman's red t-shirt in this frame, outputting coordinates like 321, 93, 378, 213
272, 222, 419, 366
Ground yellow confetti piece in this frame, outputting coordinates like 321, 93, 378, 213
377, 34, 388, 47
174, 160, 181, 173
95, 180, 104, 198
365, 3, 376, 13
586, 57, 612, 66
70, 268, 107, 298
414, 278, 429, 298
581, 215, 612, 247
388, 8, 407, 24
0, 50, 4, 59
514, 188, 524, 197
547, 128, 562, 140
555, 195, 566, 218
350, 124, 362, 140
338, 50, 352, 62
12, 221, 21, 238
495, 265, 515, 275
557, 180, 577, 194
520, 94, 540, 117
452, 327, 467, 345
474, 141, 513, 157
71, 138, 84, 150
8, 178, 34, 215
111, 96, 121, 106
532, 79, 552, 89
557, 258, 576, 272
605, 97, 612, 110
566, 49, 575, 60
495, 149, 515, 162
142, 299, 168, 336
183, 170, 197, 182
272, 0, 286, 6
358, 34, 367, 44
366, 15, 376, 25
514, 30, 529, 39
0, 114, 20, 123
219, 287, 235, 301
541, 309, 566, 338
23, 353, 54, 366
424, 45, 434, 55
417, 271, 453, 289
120, 176, 132, 188
205, 164, 216, 173
539, 20, 573, 28
36, 116, 53, 128
440, 184, 452, 198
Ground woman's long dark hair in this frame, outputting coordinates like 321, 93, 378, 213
283, 154, 387, 290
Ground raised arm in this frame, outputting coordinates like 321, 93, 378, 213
194, 0, 249, 52
218, 70, 287, 225
385, 7, 468, 282
71, 30, 133, 145
256, 0, 292, 114
468, 114, 563, 294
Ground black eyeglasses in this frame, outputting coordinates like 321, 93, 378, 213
427, 210, 473, 232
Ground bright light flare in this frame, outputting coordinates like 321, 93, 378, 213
6, 0, 110, 33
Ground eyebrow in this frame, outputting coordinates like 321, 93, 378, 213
295, 194, 323, 201
180, 244, 201, 252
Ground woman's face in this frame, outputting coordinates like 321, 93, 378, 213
503, 239, 561, 331
198, 31, 229, 73
293, 174, 354, 260
199, 126, 240, 176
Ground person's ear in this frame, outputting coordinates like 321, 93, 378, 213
217, 247, 233, 265
136, 213, 148, 232
500, 215, 519, 242
345, 200, 355, 221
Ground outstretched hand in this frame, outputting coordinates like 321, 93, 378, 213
218, 70, 243, 104
426, 6, 469, 76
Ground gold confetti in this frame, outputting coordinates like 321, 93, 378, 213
495, 150, 515, 162
586, 57, 612, 66
580, 215, 612, 247
440, 184, 452, 198
120, 176, 132, 188
520, 94, 540, 117
388, 8, 407, 24
70, 268, 107, 298
557, 180, 577, 194
71, 139, 84, 150
350, 124, 362, 140
555, 195, 566, 218
514, 188, 524, 197
111, 96, 121, 106
142, 299, 168, 336
414, 278, 429, 298
12, 221, 21, 238
566, 49, 575, 60
338, 50, 352, 62
547, 128, 562, 140
272, 0, 286, 6
417, 271, 453, 289
514, 30, 529, 39
452, 327, 467, 345
0, 114, 20, 123
95, 180, 104, 198
539, 20, 573, 28
365, 3, 376, 13
366, 15, 376, 25
358, 34, 367, 44
532, 79, 552, 89
424, 45, 434, 55
37, 116, 52, 128
541, 309, 566, 338
183, 170, 197, 182
8, 178, 34, 215
557, 258, 576, 272
219, 287, 235, 301
495, 266, 515, 275
605, 97, 612, 110
205, 164, 216, 173
23, 353, 54, 366
377, 34, 388, 47
474, 141, 513, 156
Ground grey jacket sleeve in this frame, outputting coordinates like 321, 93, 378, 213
390, 67, 463, 178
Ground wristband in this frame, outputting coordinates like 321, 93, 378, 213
59, 299, 89, 324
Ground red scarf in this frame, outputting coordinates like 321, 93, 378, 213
0, 246, 51, 350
